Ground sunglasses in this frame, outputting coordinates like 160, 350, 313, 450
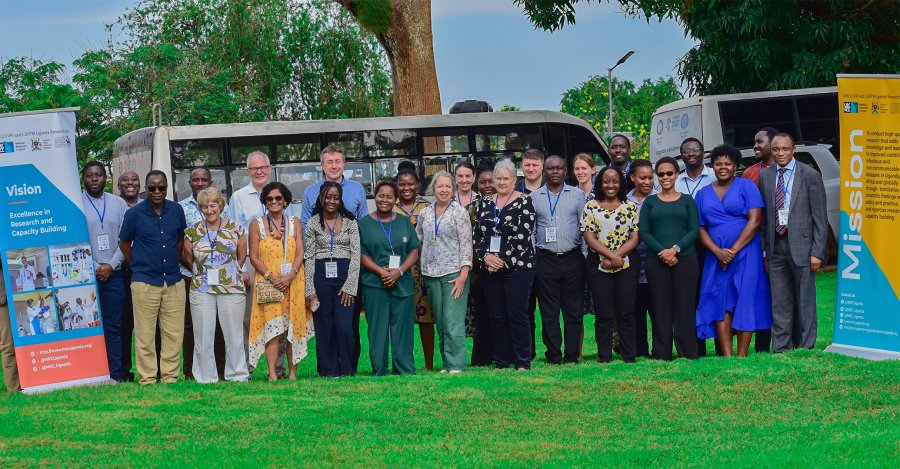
146, 186, 167, 192
657, 171, 676, 178
265, 195, 284, 203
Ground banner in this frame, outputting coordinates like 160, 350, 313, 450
828, 75, 900, 360
0, 108, 113, 392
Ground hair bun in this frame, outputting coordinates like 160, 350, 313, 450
396, 160, 418, 177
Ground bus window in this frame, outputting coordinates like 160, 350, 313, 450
422, 128, 469, 155
374, 158, 407, 183
474, 125, 542, 153
173, 168, 229, 201
797, 94, 839, 153
345, 162, 374, 195
423, 156, 460, 189
274, 134, 320, 163
275, 164, 322, 204
793, 152, 820, 173
228, 168, 274, 196
546, 124, 568, 159
569, 125, 607, 163
326, 132, 364, 159
230, 137, 272, 166
364, 130, 417, 158
171, 139, 224, 169
719, 98, 799, 147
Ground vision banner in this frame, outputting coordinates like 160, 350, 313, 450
0, 108, 113, 392
829, 75, 900, 360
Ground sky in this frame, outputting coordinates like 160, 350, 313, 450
0, 0, 696, 112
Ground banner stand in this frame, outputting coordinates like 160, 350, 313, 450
825, 344, 900, 361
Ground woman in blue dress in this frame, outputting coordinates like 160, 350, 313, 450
695, 145, 772, 357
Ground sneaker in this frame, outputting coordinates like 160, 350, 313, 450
439, 369, 448, 374
448, 370, 461, 375
516, 367, 528, 372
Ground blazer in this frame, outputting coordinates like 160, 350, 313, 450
759, 159, 828, 266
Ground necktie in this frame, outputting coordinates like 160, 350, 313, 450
775, 167, 787, 236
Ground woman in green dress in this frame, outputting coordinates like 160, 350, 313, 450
359, 180, 421, 375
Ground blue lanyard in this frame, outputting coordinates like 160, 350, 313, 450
779, 165, 796, 200
546, 187, 563, 220
686, 173, 707, 198
86, 193, 107, 228
457, 191, 473, 206
205, 220, 220, 249
433, 202, 450, 237
324, 217, 338, 258
493, 192, 515, 226
378, 212, 395, 255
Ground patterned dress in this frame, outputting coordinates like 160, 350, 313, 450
580, 200, 640, 273
248, 215, 313, 367
394, 198, 433, 324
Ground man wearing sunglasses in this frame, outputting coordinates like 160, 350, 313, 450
119, 170, 188, 384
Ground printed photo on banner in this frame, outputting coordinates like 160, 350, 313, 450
54, 285, 100, 331
12, 290, 58, 337
48, 243, 95, 287
6, 247, 52, 292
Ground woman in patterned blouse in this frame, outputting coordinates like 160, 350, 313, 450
304, 182, 361, 377
416, 171, 473, 373
183, 186, 249, 382
581, 166, 641, 363
473, 159, 537, 371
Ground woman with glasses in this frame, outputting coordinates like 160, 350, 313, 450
359, 180, 421, 376
639, 156, 700, 361
248, 182, 311, 381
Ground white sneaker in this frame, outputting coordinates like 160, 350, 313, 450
439, 369, 448, 374
448, 370, 461, 375
516, 367, 528, 372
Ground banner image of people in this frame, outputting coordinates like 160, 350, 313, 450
0, 108, 113, 392
6, 247, 52, 292
829, 75, 900, 360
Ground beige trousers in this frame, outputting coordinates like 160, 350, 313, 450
132, 281, 185, 384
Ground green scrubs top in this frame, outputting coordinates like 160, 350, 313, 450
358, 213, 421, 297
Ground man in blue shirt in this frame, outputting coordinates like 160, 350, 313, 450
119, 170, 187, 385
82, 161, 130, 381
301, 144, 368, 371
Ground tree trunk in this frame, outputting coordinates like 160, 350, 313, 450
337, 0, 442, 116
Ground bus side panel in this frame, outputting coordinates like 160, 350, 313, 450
649, 105, 702, 161
111, 128, 157, 196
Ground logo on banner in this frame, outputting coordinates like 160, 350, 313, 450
843, 102, 859, 113
31, 139, 43, 151
0, 141, 13, 154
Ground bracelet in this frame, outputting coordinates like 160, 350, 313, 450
264, 271, 271, 280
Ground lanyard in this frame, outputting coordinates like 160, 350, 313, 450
457, 191, 473, 206
324, 217, 338, 258
397, 201, 420, 225
433, 202, 450, 238
267, 214, 288, 263
546, 187, 563, 220
493, 191, 515, 227
205, 220, 220, 249
378, 212, 395, 255
86, 193, 107, 229
686, 173, 707, 198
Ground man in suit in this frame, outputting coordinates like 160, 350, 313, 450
759, 132, 828, 352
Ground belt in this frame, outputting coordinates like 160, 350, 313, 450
538, 248, 578, 257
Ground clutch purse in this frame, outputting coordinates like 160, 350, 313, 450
256, 279, 284, 304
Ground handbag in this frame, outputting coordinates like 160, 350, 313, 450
256, 279, 284, 304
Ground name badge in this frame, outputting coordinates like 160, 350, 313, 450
206, 268, 220, 286
489, 236, 501, 253
280, 263, 293, 276
778, 208, 790, 226
97, 234, 110, 251
545, 227, 558, 243
325, 261, 338, 279
388, 255, 401, 270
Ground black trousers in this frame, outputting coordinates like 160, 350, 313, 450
120, 263, 135, 381
586, 253, 639, 362
482, 268, 535, 369
470, 284, 494, 366
646, 253, 699, 360
634, 282, 654, 357
535, 250, 584, 364
526, 281, 538, 361
352, 280, 362, 372
312, 259, 356, 377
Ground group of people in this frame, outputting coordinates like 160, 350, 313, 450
0, 126, 828, 391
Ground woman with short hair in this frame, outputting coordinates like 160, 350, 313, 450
183, 186, 249, 382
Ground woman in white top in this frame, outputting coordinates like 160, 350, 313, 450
416, 172, 473, 373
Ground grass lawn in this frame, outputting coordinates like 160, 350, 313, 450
1, 271, 898, 466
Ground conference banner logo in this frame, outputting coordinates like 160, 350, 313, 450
829, 75, 900, 360
0, 109, 113, 392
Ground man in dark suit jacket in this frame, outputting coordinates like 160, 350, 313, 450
759, 133, 828, 352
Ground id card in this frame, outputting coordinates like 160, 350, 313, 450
280, 263, 293, 276
489, 236, 501, 253
325, 261, 338, 279
97, 234, 110, 251
778, 208, 789, 226
545, 227, 558, 243
206, 268, 220, 286
388, 255, 401, 269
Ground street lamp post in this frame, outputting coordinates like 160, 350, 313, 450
607, 50, 635, 138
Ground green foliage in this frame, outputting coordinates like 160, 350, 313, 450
560, 75, 681, 158
1, 273, 898, 466
2, 0, 393, 166
497, 104, 521, 112
519, 0, 900, 95
349, 0, 394, 34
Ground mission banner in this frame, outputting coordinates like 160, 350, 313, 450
829, 75, 900, 360
0, 109, 113, 392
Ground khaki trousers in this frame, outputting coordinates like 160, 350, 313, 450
132, 281, 185, 384
0, 270, 20, 391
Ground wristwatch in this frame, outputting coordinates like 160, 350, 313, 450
672, 245, 681, 254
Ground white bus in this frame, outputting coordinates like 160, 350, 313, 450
112, 111, 610, 204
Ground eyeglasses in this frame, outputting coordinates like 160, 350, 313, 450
146, 186, 167, 193
657, 171, 676, 178
265, 195, 284, 203
248, 165, 271, 173
682, 147, 703, 154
